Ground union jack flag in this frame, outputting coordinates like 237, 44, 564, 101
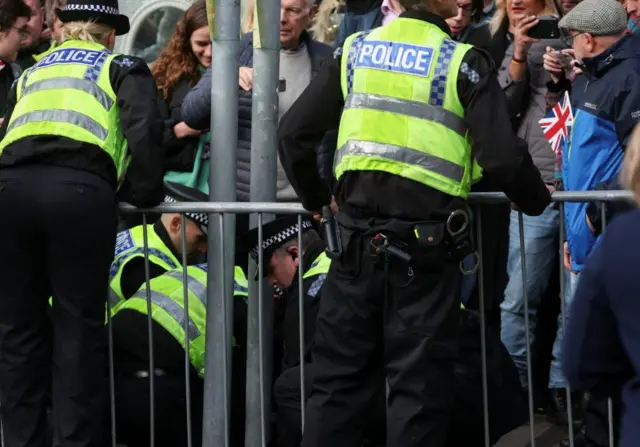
539, 91, 574, 155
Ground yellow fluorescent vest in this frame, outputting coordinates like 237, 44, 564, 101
109, 225, 181, 314
0, 40, 129, 185
114, 264, 249, 377
303, 252, 331, 281
336, 18, 482, 199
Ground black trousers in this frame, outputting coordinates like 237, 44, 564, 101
114, 375, 204, 447
0, 165, 116, 447
275, 364, 386, 447
300, 217, 462, 447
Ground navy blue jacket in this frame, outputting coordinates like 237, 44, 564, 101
181, 31, 332, 201
563, 209, 640, 447
562, 34, 640, 272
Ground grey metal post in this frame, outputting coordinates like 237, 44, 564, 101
245, 0, 281, 444
202, 0, 241, 444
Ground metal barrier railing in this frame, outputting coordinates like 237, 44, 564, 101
13, 190, 630, 447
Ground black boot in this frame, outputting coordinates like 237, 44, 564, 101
548, 388, 570, 426
556, 427, 600, 447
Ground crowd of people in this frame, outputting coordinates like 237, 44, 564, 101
0, 0, 640, 446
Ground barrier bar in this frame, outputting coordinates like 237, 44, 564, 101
475, 209, 491, 447
559, 204, 575, 447
297, 215, 306, 432
518, 212, 536, 446
180, 214, 194, 447
141, 214, 156, 447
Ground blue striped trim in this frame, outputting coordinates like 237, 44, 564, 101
346, 31, 372, 96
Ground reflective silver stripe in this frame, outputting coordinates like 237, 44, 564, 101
8, 109, 108, 141
22, 78, 114, 109
132, 290, 200, 341
164, 271, 207, 306
335, 139, 464, 182
108, 287, 122, 310
344, 93, 467, 137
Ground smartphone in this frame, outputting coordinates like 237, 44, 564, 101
551, 50, 574, 69
528, 16, 561, 39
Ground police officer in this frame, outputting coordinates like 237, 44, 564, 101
277, 0, 552, 443
239, 216, 330, 446
0, 0, 165, 445
110, 181, 209, 313
111, 263, 249, 447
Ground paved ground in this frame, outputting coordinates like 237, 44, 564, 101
496, 416, 569, 447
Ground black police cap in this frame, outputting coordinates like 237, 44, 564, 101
163, 182, 209, 235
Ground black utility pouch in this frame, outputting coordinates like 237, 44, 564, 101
413, 222, 447, 268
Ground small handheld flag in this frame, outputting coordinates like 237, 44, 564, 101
539, 91, 574, 155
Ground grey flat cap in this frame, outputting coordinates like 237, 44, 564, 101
558, 0, 628, 35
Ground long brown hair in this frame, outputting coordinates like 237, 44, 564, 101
152, 0, 209, 102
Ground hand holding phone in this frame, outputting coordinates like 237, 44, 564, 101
512, 15, 540, 61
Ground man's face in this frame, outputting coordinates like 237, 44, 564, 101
568, 30, 591, 61
165, 214, 208, 262
0, 16, 29, 62
280, 0, 315, 49
445, 0, 474, 36
626, 0, 639, 18
266, 248, 299, 289
22, 0, 45, 48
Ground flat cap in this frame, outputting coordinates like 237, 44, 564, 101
558, 0, 628, 36
164, 182, 209, 235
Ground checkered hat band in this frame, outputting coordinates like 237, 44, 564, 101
63, 4, 120, 15
250, 221, 314, 260
163, 195, 208, 228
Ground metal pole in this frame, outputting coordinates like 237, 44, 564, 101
245, 0, 280, 444
202, 0, 241, 443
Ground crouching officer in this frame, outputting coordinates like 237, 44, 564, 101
109, 181, 209, 313
240, 215, 385, 447
0, 0, 166, 445
277, 0, 552, 443
110, 263, 248, 447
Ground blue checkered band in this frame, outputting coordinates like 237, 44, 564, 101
346, 30, 372, 96
63, 4, 120, 15
460, 62, 479, 84
429, 39, 457, 107
307, 273, 326, 298
115, 230, 135, 257
83, 50, 109, 82
163, 195, 208, 230
250, 220, 314, 261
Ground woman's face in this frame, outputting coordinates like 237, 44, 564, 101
445, 0, 475, 37
507, 0, 545, 23
190, 26, 212, 68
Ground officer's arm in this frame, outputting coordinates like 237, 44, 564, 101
457, 48, 551, 216
0, 83, 17, 140
278, 55, 344, 212
110, 55, 165, 208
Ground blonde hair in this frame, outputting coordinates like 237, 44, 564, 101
60, 20, 113, 43
44, 0, 66, 29
621, 123, 640, 204
489, 0, 558, 35
310, 0, 342, 43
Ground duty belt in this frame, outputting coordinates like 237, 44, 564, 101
369, 209, 479, 275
